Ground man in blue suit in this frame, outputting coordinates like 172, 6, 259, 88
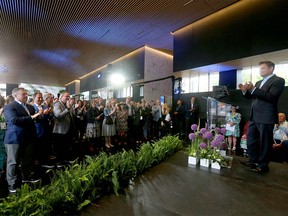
4, 88, 43, 193
32, 92, 54, 168
239, 61, 285, 173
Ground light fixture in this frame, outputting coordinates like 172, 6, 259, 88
110, 73, 125, 85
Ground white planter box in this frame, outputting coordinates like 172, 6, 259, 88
200, 158, 210, 167
211, 161, 221, 170
220, 150, 226, 156
188, 156, 199, 165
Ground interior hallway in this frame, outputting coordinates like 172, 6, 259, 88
83, 150, 288, 216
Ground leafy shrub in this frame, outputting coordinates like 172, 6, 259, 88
0, 135, 182, 215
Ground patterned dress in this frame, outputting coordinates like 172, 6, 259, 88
225, 112, 241, 137
116, 109, 128, 133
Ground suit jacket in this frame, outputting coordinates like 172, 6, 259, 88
3, 101, 37, 145
244, 75, 285, 124
125, 103, 135, 117
152, 105, 161, 121
53, 101, 71, 134
33, 103, 52, 137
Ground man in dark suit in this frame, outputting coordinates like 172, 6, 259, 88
173, 99, 186, 139
4, 88, 43, 193
32, 92, 54, 168
186, 96, 199, 134
239, 61, 285, 173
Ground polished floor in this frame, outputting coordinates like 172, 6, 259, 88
82, 150, 288, 216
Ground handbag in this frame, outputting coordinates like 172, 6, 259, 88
105, 116, 113, 125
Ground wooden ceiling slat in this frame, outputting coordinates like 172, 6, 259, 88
0, 0, 238, 86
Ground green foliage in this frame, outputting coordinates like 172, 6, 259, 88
0, 135, 182, 215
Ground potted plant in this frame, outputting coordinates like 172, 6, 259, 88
187, 124, 201, 165
188, 125, 227, 168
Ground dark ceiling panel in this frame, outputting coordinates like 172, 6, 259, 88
0, 0, 238, 86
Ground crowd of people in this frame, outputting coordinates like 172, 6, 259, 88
0, 60, 286, 194
0, 89, 200, 194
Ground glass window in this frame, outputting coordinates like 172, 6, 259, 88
19, 83, 64, 97
209, 72, 220, 91
140, 86, 144, 97
178, 71, 219, 93
0, 83, 6, 97
199, 73, 209, 92
237, 63, 288, 88
190, 73, 199, 93
114, 85, 133, 98
274, 64, 288, 86
181, 77, 190, 93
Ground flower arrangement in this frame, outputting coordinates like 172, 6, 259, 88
188, 124, 227, 164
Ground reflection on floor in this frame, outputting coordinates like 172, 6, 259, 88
82, 150, 288, 216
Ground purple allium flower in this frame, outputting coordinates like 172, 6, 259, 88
220, 128, 227, 135
200, 128, 207, 135
191, 124, 198, 131
188, 133, 196, 141
204, 131, 213, 140
211, 139, 220, 148
216, 134, 225, 142
214, 127, 221, 134
199, 142, 207, 149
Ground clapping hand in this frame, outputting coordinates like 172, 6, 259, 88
238, 81, 254, 92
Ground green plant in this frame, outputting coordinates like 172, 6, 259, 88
210, 149, 224, 164
188, 124, 226, 160
0, 135, 182, 215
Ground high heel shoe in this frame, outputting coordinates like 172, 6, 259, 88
232, 146, 236, 151
109, 143, 114, 147
105, 143, 111, 148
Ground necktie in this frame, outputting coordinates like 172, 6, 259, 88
22, 103, 30, 115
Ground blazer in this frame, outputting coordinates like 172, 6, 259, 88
53, 101, 72, 134
244, 75, 285, 124
3, 101, 37, 145
152, 105, 161, 121
33, 103, 52, 137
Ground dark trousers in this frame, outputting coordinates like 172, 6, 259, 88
36, 135, 52, 164
153, 120, 161, 139
247, 121, 274, 168
5, 141, 35, 185
53, 133, 71, 163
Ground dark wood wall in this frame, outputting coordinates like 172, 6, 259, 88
80, 49, 145, 93
173, 0, 288, 72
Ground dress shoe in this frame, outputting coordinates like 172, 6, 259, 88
240, 160, 257, 168
22, 173, 41, 183
8, 184, 17, 194
248, 166, 269, 173
56, 163, 65, 168
42, 163, 55, 169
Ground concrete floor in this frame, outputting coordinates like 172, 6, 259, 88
82, 150, 288, 216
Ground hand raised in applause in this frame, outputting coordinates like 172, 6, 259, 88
239, 81, 254, 92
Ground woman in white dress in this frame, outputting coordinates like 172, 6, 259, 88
102, 100, 116, 148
